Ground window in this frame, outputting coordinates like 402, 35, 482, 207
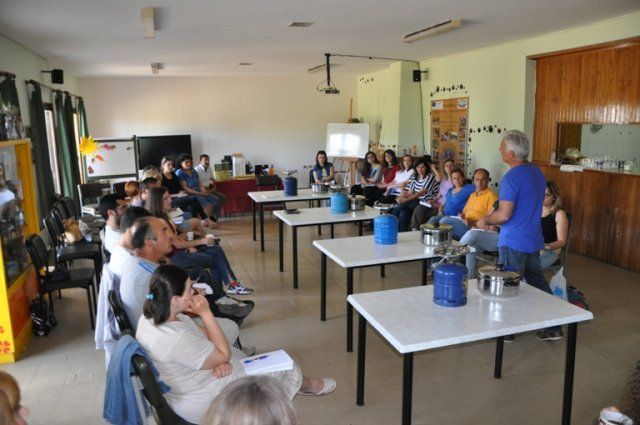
43, 104, 61, 194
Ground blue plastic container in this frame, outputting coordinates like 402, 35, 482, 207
330, 192, 348, 214
433, 263, 468, 307
283, 176, 297, 196
374, 213, 398, 244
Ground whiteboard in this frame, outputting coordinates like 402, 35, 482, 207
325, 123, 369, 158
84, 138, 137, 179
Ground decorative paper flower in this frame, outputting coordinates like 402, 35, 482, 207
79, 136, 99, 157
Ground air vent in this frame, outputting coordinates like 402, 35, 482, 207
289, 22, 314, 28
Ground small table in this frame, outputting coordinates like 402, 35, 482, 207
313, 232, 472, 352
348, 283, 594, 425
273, 206, 379, 289
248, 189, 331, 252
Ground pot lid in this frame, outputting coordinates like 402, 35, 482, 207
350, 194, 366, 200
433, 244, 470, 257
420, 223, 452, 231
477, 264, 521, 280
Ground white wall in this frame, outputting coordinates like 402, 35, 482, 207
80, 74, 357, 181
580, 124, 640, 159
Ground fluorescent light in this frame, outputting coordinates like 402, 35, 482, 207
289, 22, 314, 28
404, 19, 461, 43
141, 7, 155, 39
239, 62, 254, 66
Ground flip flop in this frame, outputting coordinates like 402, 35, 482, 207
298, 378, 336, 396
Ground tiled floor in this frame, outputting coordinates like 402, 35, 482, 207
2, 210, 639, 424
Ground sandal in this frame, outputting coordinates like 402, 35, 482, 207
298, 378, 336, 396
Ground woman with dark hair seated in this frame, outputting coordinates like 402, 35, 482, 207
175, 154, 221, 225
146, 186, 254, 295
350, 151, 383, 206
136, 265, 336, 424
311, 150, 334, 183
390, 160, 439, 231
380, 154, 415, 204
160, 156, 210, 225
540, 181, 569, 269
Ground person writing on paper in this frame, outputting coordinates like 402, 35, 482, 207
426, 168, 475, 226
195, 154, 227, 212
539, 181, 569, 269
312, 150, 334, 183
390, 159, 439, 232
137, 265, 336, 424
439, 168, 497, 239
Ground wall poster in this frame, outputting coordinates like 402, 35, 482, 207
430, 97, 468, 173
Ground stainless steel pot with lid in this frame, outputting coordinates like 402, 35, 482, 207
477, 264, 521, 298
420, 222, 453, 246
311, 182, 330, 193
348, 194, 366, 211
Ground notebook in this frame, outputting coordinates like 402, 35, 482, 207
242, 349, 294, 375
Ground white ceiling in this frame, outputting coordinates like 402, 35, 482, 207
1, 0, 638, 77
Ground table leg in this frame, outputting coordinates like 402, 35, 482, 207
421, 259, 428, 286
494, 336, 504, 379
252, 201, 256, 241
346, 267, 354, 352
292, 227, 298, 289
259, 203, 265, 252
380, 264, 385, 278
318, 224, 322, 235
278, 219, 284, 272
562, 323, 578, 425
402, 353, 414, 425
358, 221, 363, 236
330, 223, 334, 239
320, 253, 327, 321
356, 314, 367, 406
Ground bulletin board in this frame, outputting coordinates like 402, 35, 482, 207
84, 138, 137, 180
430, 97, 469, 172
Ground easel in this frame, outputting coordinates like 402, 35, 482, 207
333, 156, 359, 186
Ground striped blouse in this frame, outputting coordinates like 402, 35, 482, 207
406, 173, 440, 204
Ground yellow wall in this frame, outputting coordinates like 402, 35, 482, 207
419, 11, 640, 184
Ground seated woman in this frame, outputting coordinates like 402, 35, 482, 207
407, 155, 441, 229
176, 154, 221, 223
136, 265, 336, 424
203, 375, 299, 425
311, 150, 334, 183
540, 181, 569, 269
160, 156, 212, 226
380, 154, 415, 204
124, 180, 141, 205
373, 149, 399, 201
350, 151, 382, 206
431, 158, 455, 211
147, 186, 254, 295
146, 185, 206, 241
426, 168, 475, 226
390, 160, 439, 232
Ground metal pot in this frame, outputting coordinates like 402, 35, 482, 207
477, 264, 521, 299
420, 223, 452, 246
348, 194, 366, 211
329, 184, 348, 194
311, 182, 329, 193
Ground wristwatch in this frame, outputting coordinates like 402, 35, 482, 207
545, 244, 551, 251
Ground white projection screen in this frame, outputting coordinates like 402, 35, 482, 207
325, 123, 370, 158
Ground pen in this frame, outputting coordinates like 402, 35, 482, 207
244, 355, 268, 364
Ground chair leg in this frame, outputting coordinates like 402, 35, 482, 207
87, 288, 95, 330
58, 289, 62, 299
91, 283, 98, 312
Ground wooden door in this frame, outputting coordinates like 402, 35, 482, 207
577, 171, 611, 260
608, 175, 640, 270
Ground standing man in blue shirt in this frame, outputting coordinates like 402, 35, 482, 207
477, 130, 562, 341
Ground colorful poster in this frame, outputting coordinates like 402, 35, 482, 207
430, 97, 469, 173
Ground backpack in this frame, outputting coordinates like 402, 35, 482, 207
567, 285, 590, 310
29, 297, 57, 336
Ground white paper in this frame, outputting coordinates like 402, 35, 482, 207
242, 349, 294, 375
192, 282, 213, 295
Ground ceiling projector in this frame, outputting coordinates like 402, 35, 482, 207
322, 87, 340, 94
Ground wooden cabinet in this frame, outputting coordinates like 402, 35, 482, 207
538, 163, 640, 272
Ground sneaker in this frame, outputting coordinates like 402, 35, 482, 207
536, 329, 564, 341
503, 334, 515, 343
227, 281, 254, 295
215, 297, 254, 318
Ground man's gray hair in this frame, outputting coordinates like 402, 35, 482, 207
502, 130, 530, 161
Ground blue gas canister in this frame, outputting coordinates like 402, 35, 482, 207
433, 262, 468, 307
330, 192, 348, 214
283, 170, 298, 196
373, 202, 398, 244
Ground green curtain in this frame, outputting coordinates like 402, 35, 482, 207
0, 77, 20, 111
28, 84, 56, 219
54, 92, 80, 203
77, 98, 89, 138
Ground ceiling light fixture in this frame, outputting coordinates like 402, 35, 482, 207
404, 19, 461, 43
151, 62, 162, 74
141, 7, 156, 39
239, 62, 254, 66
289, 22, 314, 28
316, 53, 340, 94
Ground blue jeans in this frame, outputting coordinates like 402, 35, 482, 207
195, 194, 221, 216
391, 199, 418, 232
439, 216, 471, 239
427, 215, 445, 225
540, 250, 559, 270
459, 229, 499, 275
170, 248, 229, 285
498, 246, 560, 333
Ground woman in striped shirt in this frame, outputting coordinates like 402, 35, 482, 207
390, 159, 440, 232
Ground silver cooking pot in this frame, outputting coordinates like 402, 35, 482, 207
420, 223, 452, 246
311, 182, 329, 193
348, 194, 366, 211
477, 264, 521, 299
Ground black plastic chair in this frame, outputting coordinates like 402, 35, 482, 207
112, 181, 127, 199
108, 289, 133, 337
78, 182, 109, 216
131, 354, 197, 425
61, 197, 78, 220
43, 213, 103, 283
52, 202, 70, 222
26, 234, 97, 329
256, 175, 285, 211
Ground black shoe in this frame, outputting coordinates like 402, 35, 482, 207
536, 329, 563, 341
503, 334, 515, 343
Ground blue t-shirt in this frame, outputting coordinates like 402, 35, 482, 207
443, 184, 475, 216
175, 168, 201, 192
498, 163, 546, 253
312, 162, 333, 181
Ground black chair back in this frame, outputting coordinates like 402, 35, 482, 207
112, 182, 127, 199
108, 290, 133, 336
256, 175, 281, 189
43, 214, 66, 250
52, 202, 69, 222
131, 355, 196, 425
79, 182, 106, 199
62, 197, 78, 219
26, 234, 49, 273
